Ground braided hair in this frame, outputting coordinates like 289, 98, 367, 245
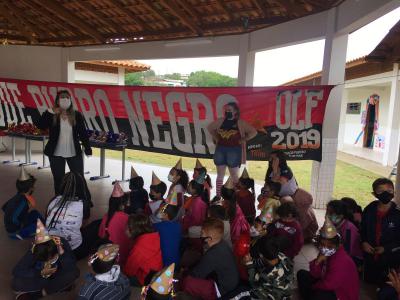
47, 172, 89, 229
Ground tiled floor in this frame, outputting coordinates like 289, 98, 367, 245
0, 151, 376, 299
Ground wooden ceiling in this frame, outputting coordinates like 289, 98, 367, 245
367, 19, 400, 63
0, 0, 345, 47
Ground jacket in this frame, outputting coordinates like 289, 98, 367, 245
35, 110, 91, 157
154, 221, 182, 266
338, 219, 362, 259
3, 193, 30, 233
309, 246, 359, 300
236, 189, 256, 223
98, 211, 132, 266
361, 200, 400, 253
292, 188, 318, 241
123, 232, 163, 285
182, 196, 208, 232
267, 219, 303, 259
207, 118, 257, 163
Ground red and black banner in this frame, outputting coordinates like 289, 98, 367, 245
0, 78, 334, 161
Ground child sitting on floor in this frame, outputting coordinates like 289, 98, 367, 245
257, 181, 281, 225
207, 205, 232, 248
124, 213, 163, 286
98, 182, 132, 266
244, 236, 293, 299
145, 172, 167, 224
154, 204, 182, 267
297, 217, 359, 300
183, 218, 240, 299
236, 168, 256, 225
193, 159, 212, 201
127, 166, 149, 214
141, 263, 176, 300
167, 158, 189, 207
266, 202, 303, 259
326, 200, 362, 267
78, 244, 131, 300
12, 219, 80, 299
3, 166, 43, 240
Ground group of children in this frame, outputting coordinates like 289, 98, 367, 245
4, 156, 400, 299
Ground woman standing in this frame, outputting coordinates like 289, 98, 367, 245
207, 102, 257, 196
36, 90, 92, 196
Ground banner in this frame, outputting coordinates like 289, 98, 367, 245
0, 78, 334, 161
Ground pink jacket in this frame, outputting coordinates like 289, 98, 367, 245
230, 205, 250, 244
98, 211, 132, 266
338, 219, 363, 259
182, 196, 208, 232
310, 246, 359, 300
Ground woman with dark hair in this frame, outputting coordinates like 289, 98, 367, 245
35, 90, 92, 196
46, 172, 98, 260
208, 102, 257, 196
124, 214, 163, 286
98, 182, 132, 266
265, 150, 298, 197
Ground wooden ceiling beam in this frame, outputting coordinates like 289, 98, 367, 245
251, 0, 268, 18
0, 1, 37, 43
215, 0, 235, 21
35, 0, 106, 43
77, 1, 120, 33
138, 0, 172, 28
159, 0, 203, 35
278, 0, 307, 17
104, 0, 151, 32
175, 0, 201, 22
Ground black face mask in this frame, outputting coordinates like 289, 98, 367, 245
149, 194, 157, 201
376, 191, 394, 204
225, 111, 233, 120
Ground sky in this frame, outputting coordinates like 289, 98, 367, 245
140, 6, 400, 86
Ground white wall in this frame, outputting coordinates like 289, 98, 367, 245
74, 69, 120, 85
0, 45, 64, 82
342, 85, 391, 151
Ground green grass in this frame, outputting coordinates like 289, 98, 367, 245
93, 148, 381, 208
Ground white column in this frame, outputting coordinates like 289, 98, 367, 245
383, 63, 400, 166
311, 8, 348, 209
337, 88, 349, 150
117, 67, 125, 85
61, 48, 75, 83
237, 34, 255, 87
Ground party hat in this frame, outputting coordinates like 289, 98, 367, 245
261, 206, 274, 224
320, 216, 338, 239
111, 182, 124, 198
223, 176, 235, 190
195, 158, 204, 169
166, 191, 178, 206
240, 168, 250, 179
151, 171, 162, 185
34, 219, 52, 245
90, 244, 119, 264
19, 166, 30, 181
130, 166, 139, 178
173, 158, 182, 170
149, 263, 175, 295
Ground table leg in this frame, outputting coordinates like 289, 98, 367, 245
38, 138, 49, 169
3, 136, 20, 164
122, 148, 126, 181
25, 138, 28, 163
20, 139, 37, 167
90, 148, 110, 181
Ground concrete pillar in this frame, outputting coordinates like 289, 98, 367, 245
61, 48, 75, 83
310, 8, 349, 209
337, 88, 349, 150
237, 34, 255, 87
383, 63, 400, 167
117, 67, 125, 85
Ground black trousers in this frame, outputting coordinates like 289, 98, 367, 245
49, 155, 84, 196
73, 219, 102, 261
297, 270, 337, 300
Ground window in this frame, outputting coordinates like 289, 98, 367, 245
346, 102, 361, 114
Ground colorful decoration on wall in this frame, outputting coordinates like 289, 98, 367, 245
354, 94, 380, 148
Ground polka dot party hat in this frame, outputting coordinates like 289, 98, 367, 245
150, 263, 175, 295
91, 243, 119, 264
166, 191, 178, 206
34, 219, 51, 245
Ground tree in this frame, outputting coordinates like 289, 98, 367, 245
187, 71, 237, 87
125, 70, 156, 86
164, 72, 181, 80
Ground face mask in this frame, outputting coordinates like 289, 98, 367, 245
59, 97, 71, 110
168, 174, 174, 183
225, 111, 233, 120
319, 246, 336, 257
329, 214, 343, 226
149, 194, 157, 201
376, 191, 394, 204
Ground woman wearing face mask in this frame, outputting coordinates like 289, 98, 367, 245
297, 217, 359, 300
326, 200, 362, 268
166, 158, 189, 207
207, 102, 257, 196
361, 177, 400, 285
35, 90, 92, 196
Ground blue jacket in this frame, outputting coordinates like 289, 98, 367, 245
2, 193, 29, 233
154, 221, 182, 267
361, 201, 400, 254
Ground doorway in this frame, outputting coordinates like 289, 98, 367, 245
363, 95, 379, 148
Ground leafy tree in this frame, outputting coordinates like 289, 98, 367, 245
164, 73, 181, 80
125, 70, 156, 86
187, 71, 237, 87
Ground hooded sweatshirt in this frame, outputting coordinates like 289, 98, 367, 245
123, 232, 163, 285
